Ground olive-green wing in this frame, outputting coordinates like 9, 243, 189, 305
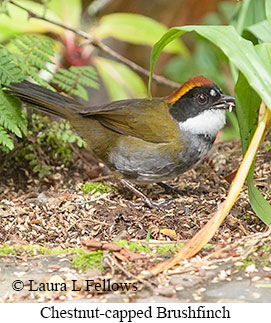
80, 98, 180, 143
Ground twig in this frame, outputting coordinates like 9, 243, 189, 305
9, 1, 91, 39
68, 143, 95, 166
102, 251, 115, 277
9, 0, 179, 89
92, 40, 180, 88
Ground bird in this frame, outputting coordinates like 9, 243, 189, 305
6, 76, 235, 207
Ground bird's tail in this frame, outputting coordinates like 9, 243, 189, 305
5, 80, 84, 119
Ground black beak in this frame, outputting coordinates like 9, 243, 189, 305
212, 94, 235, 111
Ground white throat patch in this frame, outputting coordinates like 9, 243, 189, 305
179, 109, 226, 137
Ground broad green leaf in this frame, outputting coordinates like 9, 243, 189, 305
235, 73, 261, 154
256, 42, 271, 72
230, 0, 269, 90
234, 0, 252, 33
235, 72, 271, 224
148, 25, 271, 107
247, 20, 271, 42
93, 57, 147, 101
92, 13, 189, 56
246, 42, 271, 224
0, 1, 62, 41
234, 0, 266, 33
247, 179, 271, 224
48, 0, 82, 28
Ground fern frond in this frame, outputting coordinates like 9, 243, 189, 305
0, 88, 27, 151
8, 34, 57, 89
11, 35, 55, 73
0, 125, 14, 150
0, 46, 25, 85
52, 65, 99, 101
28, 66, 56, 91
70, 84, 88, 101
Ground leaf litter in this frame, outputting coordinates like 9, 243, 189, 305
0, 137, 270, 302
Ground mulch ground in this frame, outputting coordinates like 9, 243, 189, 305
0, 137, 270, 302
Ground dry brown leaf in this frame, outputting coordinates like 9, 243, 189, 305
102, 242, 122, 251
81, 239, 102, 250
113, 251, 128, 262
160, 228, 177, 237
119, 248, 146, 261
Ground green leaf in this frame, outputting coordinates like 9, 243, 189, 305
48, 0, 82, 28
0, 46, 25, 85
148, 25, 271, 106
0, 125, 14, 150
234, 0, 266, 33
247, 20, 271, 42
0, 89, 27, 151
93, 13, 189, 56
71, 85, 88, 102
10, 34, 55, 72
0, 89, 27, 137
247, 179, 271, 224
235, 73, 261, 154
93, 57, 147, 101
246, 42, 271, 224
27, 67, 56, 91
231, 0, 269, 84
51, 66, 99, 101
81, 182, 114, 194
256, 42, 271, 67
0, 0, 62, 41
235, 72, 271, 224
234, 0, 252, 33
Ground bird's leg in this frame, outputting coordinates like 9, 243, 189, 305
120, 179, 174, 209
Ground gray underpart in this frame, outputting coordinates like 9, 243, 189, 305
108, 131, 215, 184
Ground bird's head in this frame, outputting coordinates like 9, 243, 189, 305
167, 76, 235, 138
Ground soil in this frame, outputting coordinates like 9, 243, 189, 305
0, 137, 270, 302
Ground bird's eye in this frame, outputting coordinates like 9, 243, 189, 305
197, 93, 208, 105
